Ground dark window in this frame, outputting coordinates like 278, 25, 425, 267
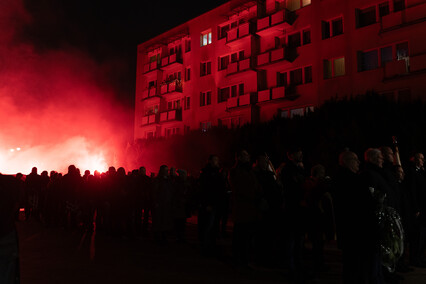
185, 67, 191, 81
304, 66, 312, 83
290, 68, 303, 85
239, 50, 245, 60
206, 91, 211, 105
323, 60, 332, 79
184, 97, 191, 110
379, 2, 390, 18
393, 0, 405, 12
148, 80, 156, 88
277, 72, 288, 86
185, 40, 191, 53
231, 85, 238, 98
302, 29, 311, 45
219, 56, 229, 70
322, 21, 331, 39
288, 32, 301, 48
200, 61, 212, 76
357, 6, 376, 28
380, 46, 393, 65
219, 25, 230, 40
396, 42, 409, 60
332, 17, 344, 36
231, 21, 238, 28
359, 50, 379, 71
200, 92, 205, 106
231, 53, 238, 63
218, 87, 230, 102
239, 83, 244, 96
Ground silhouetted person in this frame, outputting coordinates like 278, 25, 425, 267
0, 174, 20, 284
229, 150, 262, 268
173, 169, 189, 242
198, 155, 226, 255
152, 165, 174, 243
24, 167, 42, 220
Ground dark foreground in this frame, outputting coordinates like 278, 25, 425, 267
17, 220, 426, 284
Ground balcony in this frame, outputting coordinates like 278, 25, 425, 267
257, 9, 292, 37
159, 109, 182, 122
257, 47, 292, 66
410, 53, 426, 72
381, 3, 426, 31
143, 61, 161, 74
226, 22, 253, 46
226, 93, 253, 110
226, 58, 254, 76
257, 86, 286, 103
161, 53, 183, 69
141, 114, 158, 126
160, 80, 183, 95
384, 60, 408, 78
141, 87, 158, 100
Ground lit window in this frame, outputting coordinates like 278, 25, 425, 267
324, 57, 345, 78
201, 30, 212, 46
287, 0, 311, 11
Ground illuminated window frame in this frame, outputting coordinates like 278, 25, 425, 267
200, 30, 212, 47
323, 57, 345, 79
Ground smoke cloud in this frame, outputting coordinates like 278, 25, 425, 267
0, 0, 132, 174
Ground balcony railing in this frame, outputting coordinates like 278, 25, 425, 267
226, 22, 252, 44
159, 109, 182, 122
160, 80, 183, 95
410, 53, 426, 72
161, 53, 183, 68
141, 87, 158, 100
226, 93, 253, 109
141, 113, 158, 125
257, 47, 292, 66
381, 3, 426, 31
257, 9, 291, 35
143, 61, 160, 74
384, 60, 409, 78
226, 58, 253, 75
257, 86, 286, 102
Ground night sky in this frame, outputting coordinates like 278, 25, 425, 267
20, 0, 229, 107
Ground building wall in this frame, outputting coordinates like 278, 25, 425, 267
134, 0, 426, 140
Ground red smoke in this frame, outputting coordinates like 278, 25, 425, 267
0, 0, 132, 174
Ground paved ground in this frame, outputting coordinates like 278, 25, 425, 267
16, 219, 426, 284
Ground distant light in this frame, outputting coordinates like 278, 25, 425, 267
10, 149, 14, 152
16, 147, 21, 151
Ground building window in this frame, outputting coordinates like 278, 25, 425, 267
184, 97, 191, 110
167, 99, 181, 110
359, 49, 379, 71
356, 6, 376, 28
322, 17, 343, 39
290, 68, 303, 85
185, 39, 191, 53
302, 29, 311, 45
288, 32, 301, 48
145, 104, 159, 116
286, 0, 311, 11
239, 83, 244, 96
166, 127, 180, 137
146, 131, 155, 139
357, 42, 408, 72
200, 121, 212, 132
379, 2, 390, 18
200, 91, 212, 107
324, 57, 345, 79
218, 87, 230, 103
393, 0, 405, 12
218, 25, 230, 40
200, 30, 212, 46
200, 61, 212, 76
148, 80, 156, 88
185, 67, 191, 81
218, 55, 230, 71
304, 66, 312, 83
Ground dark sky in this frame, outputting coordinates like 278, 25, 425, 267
21, 0, 229, 106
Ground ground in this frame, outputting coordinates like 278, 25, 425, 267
16, 219, 426, 284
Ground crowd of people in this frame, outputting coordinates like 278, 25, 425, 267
1, 146, 426, 283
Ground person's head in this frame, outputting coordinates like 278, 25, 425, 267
177, 169, 187, 180
236, 149, 250, 164
412, 153, 425, 168
255, 155, 268, 171
339, 151, 360, 173
41, 170, 48, 177
31, 167, 37, 175
380, 146, 394, 164
311, 164, 325, 179
287, 148, 303, 164
84, 170, 90, 176
158, 165, 169, 178
117, 167, 126, 177
169, 167, 176, 176
394, 165, 405, 181
108, 166, 116, 176
208, 155, 220, 168
68, 165, 77, 175
139, 166, 146, 176
364, 148, 384, 168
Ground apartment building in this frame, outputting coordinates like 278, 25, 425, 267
134, 0, 426, 139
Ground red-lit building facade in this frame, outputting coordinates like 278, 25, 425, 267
134, 0, 426, 139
